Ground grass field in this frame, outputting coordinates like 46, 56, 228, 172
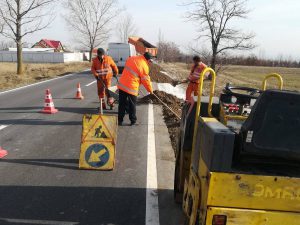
0, 62, 91, 91
161, 63, 300, 95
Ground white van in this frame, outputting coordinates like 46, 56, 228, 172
107, 43, 136, 73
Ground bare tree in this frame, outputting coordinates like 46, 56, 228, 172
65, 0, 119, 61
0, 39, 16, 50
116, 13, 138, 43
184, 0, 255, 70
188, 44, 211, 64
188, 43, 228, 73
0, 0, 55, 74
157, 41, 183, 63
157, 29, 165, 62
158, 28, 164, 44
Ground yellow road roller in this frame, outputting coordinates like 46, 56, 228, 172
174, 69, 300, 225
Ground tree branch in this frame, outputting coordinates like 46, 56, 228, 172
64, 0, 120, 53
182, 0, 255, 69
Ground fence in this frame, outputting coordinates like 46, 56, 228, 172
0, 51, 84, 63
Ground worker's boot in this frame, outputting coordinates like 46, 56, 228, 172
102, 101, 107, 110
107, 97, 115, 110
98, 98, 106, 112
130, 121, 139, 126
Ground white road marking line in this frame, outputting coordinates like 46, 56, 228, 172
146, 104, 160, 225
0, 125, 9, 131
85, 81, 96, 87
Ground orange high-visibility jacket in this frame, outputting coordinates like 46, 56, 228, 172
188, 62, 207, 83
91, 55, 119, 79
117, 55, 153, 96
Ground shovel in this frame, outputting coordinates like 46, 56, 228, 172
98, 76, 119, 101
139, 88, 181, 120
172, 79, 188, 87
152, 93, 181, 120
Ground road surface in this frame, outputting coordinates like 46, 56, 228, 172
0, 71, 184, 225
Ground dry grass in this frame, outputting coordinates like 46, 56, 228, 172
159, 62, 190, 80
0, 62, 91, 91
161, 62, 300, 96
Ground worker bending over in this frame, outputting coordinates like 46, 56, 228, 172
185, 56, 207, 102
91, 48, 119, 110
117, 52, 154, 126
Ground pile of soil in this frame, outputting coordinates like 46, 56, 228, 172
140, 90, 183, 151
150, 63, 174, 84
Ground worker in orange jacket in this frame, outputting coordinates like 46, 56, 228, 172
185, 56, 207, 102
117, 52, 154, 126
91, 48, 119, 109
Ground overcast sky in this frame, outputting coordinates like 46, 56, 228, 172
18, 0, 300, 60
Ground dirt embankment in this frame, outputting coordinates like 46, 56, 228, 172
140, 90, 183, 151
143, 63, 186, 152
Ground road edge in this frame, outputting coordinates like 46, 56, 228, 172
0, 69, 91, 95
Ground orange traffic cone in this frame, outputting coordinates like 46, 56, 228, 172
75, 83, 84, 100
0, 146, 8, 159
41, 89, 58, 114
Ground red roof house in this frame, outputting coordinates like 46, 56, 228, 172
32, 39, 64, 52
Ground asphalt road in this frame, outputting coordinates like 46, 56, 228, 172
0, 71, 184, 225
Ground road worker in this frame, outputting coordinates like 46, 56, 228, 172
91, 48, 119, 110
117, 52, 154, 126
185, 56, 207, 102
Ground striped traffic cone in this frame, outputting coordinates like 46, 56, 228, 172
41, 89, 58, 114
0, 146, 8, 159
75, 83, 84, 100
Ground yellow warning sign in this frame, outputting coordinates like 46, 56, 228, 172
79, 114, 118, 170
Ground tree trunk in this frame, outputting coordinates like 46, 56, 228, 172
89, 47, 93, 62
210, 55, 216, 71
17, 40, 23, 74
210, 50, 217, 71
16, 2, 23, 75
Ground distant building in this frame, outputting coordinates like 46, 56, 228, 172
32, 39, 64, 52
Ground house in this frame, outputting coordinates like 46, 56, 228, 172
32, 39, 64, 52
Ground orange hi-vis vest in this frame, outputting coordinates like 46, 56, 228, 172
91, 55, 118, 79
188, 62, 207, 83
117, 55, 153, 96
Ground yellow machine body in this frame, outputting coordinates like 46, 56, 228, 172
207, 172, 300, 213
184, 119, 300, 225
181, 71, 300, 224
206, 207, 300, 225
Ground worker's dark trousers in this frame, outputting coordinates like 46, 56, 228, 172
118, 90, 137, 123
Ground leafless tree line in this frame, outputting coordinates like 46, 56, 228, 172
157, 41, 183, 63
157, 38, 300, 68
220, 55, 300, 68
0, 40, 15, 50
